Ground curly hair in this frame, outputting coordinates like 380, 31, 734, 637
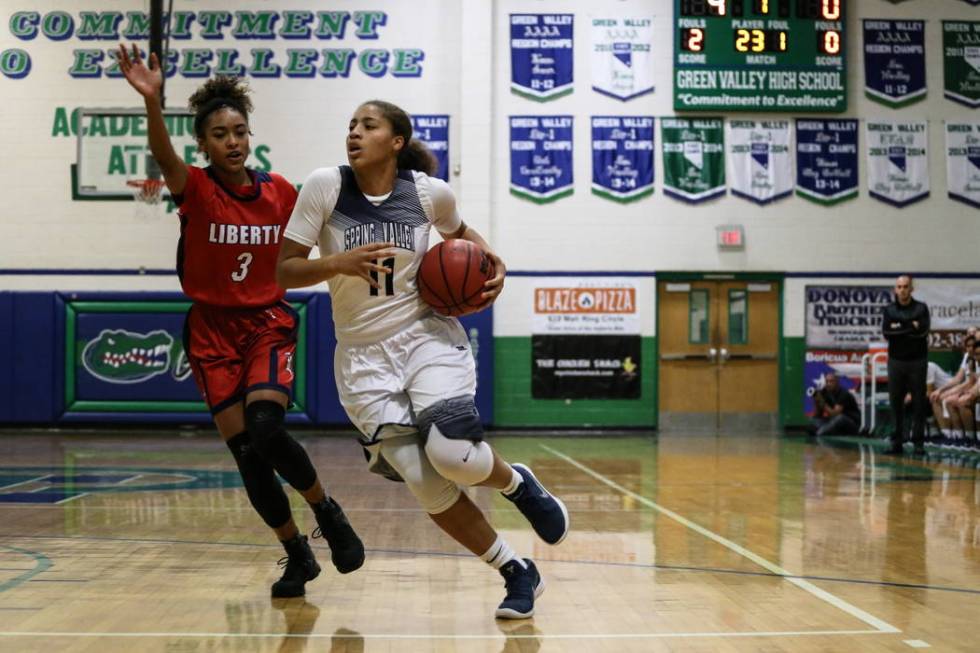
188, 76, 253, 138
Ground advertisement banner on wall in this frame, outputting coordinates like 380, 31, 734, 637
532, 280, 639, 334
590, 16, 654, 101
943, 21, 980, 108
866, 121, 930, 207
862, 20, 927, 108
531, 278, 640, 399
509, 115, 574, 203
591, 116, 654, 203
661, 118, 726, 203
410, 115, 449, 182
806, 284, 980, 351
946, 122, 980, 208
803, 350, 865, 417
532, 335, 641, 399
796, 119, 859, 205
510, 14, 574, 101
726, 120, 794, 205
805, 285, 891, 349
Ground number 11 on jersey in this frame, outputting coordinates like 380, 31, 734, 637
369, 257, 395, 296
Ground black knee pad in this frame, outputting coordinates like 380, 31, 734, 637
245, 400, 318, 492
226, 431, 291, 529
417, 395, 484, 443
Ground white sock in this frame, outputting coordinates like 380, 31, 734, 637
502, 467, 523, 496
479, 536, 525, 570
942, 428, 952, 437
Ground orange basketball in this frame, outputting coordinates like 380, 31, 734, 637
417, 239, 495, 317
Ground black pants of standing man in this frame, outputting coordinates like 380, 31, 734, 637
887, 357, 928, 452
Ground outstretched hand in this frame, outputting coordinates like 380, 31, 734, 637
117, 43, 162, 99
329, 242, 398, 290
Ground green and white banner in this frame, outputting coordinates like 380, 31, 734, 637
944, 21, 980, 108
726, 120, 793, 205
661, 118, 725, 203
866, 121, 930, 208
946, 122, 980, 209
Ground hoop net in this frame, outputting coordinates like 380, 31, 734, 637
126, 178, 166, 204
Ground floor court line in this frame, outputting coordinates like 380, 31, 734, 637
541, 444, 902, 635
5, 534, 979, 596
0, 629, 890, 641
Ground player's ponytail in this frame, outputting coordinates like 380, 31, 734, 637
362, 99, 438, 175
189, 76, 254, 138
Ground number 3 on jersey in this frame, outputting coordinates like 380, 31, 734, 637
370, 257, 395, 296
231, 252, 253, 282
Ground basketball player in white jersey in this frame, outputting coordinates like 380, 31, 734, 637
276, 100, 569, 619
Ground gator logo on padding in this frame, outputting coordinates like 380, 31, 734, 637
81, 329, 173, 384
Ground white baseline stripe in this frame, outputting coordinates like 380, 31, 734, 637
541, 445, 901, 634
0, 629, 889, 640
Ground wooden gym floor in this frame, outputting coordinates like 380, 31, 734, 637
1, 430, 979, 652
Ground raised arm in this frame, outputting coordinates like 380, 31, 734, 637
117, 43, 187, 195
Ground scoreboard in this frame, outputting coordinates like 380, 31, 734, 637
674, 0, 846, 113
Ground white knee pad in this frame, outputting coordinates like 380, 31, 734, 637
378, 436, 461, 514
424, 424, 495, 486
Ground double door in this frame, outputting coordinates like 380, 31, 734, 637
658, 280, 780, 432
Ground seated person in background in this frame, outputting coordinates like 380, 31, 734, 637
811, 372, 861, 436
932, 334, 975, 441
948, 339, 980, 444
921, 361, 953, 440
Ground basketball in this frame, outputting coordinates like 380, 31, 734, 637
417, 239, 495, 317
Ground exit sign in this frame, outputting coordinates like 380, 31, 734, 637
717, 224, 745, 249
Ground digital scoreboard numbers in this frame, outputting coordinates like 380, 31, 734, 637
675, 0, 846, 112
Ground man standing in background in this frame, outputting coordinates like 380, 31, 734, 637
882, 275, 930, 455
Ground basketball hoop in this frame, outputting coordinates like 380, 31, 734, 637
127, 178, 166, 204
127, 178, 166, 220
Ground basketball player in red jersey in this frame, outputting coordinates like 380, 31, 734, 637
276, 100, 569, 619
117, 44, 364, 598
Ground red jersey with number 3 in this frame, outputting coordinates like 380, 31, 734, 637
174, 165, 297, 307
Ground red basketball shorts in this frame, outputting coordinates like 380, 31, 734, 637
183, 301, 298, 414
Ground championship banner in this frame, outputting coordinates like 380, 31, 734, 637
866, 121, 930, 207
946, 122, 980, 208
726, 120, 793, 205
863, 20, 926, 108
531, 279, 640, 399
796, 119, 859, 205
410, 115, 449, 182
509, 116, 573, 203
591, 116, 654, 203
944, 21, 980, 108
661, 118, 725, 203
805, 285, 891, 349
591, 17, 654, 101
510, 14, 574, 101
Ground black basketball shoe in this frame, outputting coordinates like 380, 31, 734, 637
495, 558, 544, 619
312, 497, 365, 574
272, 534, 321, 598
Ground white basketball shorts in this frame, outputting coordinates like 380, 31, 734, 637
334, 313, 477, 443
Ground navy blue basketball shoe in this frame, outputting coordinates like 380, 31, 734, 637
495, 558, 544, 619
504, 464, 570, 545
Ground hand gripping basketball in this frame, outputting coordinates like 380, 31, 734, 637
417, 239, 496, 317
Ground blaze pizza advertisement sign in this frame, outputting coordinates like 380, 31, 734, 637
531, 278, 641, 399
